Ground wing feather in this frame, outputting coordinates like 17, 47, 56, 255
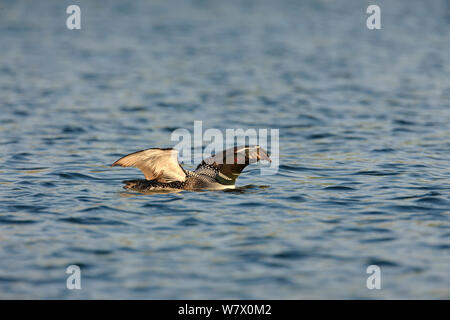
112, 148, 186, 183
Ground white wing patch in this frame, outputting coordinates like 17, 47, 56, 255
112, 148, 186, 183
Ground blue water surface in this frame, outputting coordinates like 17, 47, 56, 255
0, 0, 449, 299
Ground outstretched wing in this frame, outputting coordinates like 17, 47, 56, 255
199, 145, 271, 181
112, 148, 186, 183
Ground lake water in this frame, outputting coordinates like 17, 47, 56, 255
0, 0, 449, 299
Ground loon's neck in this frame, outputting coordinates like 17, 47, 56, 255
193, 164, 236, 186
215, 172, 235, 185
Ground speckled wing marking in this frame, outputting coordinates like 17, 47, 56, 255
112, 148, 186, 183
202, 145, 271, 181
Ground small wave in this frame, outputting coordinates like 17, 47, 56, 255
359, 237, 397, 243
365, 258, 399, 267
353, 170, 399, 176
414, 197, 448, 205
307, 133, 336, 139
286, 195, 307, 202
279, 164, 327, 172
273, 250, 309, 260
0, 215, 39, 225
371, 148, 395, 153
79, 205, 137, 215
57, 172, 105, 181
177, 217, 209, 226
62, 126, 85, 134
323, 185, 356, 191
58, 216, 127, 226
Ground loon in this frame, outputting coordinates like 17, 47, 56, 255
112, 145, 271, 192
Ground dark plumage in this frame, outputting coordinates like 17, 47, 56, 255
112, 145, 271, 192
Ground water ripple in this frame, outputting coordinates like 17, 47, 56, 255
0, 0, 448, 299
